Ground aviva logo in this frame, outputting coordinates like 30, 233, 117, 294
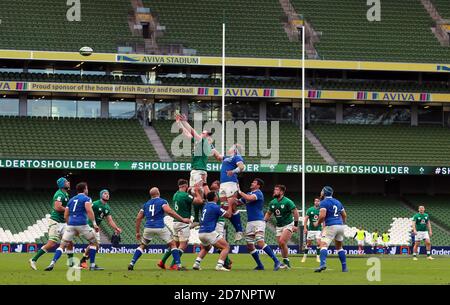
437, 65, 450, 72
116, 55, 141, 62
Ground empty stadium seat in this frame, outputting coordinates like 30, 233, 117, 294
310, 124, 450, 166
0, 117, 158, 161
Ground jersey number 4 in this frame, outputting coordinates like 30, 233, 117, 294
149, 204, 155, 216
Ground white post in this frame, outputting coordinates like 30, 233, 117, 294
301, 25, 306, 223
221, 22, 226, 155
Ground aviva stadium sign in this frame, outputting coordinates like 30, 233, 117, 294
0, 159, 449, 175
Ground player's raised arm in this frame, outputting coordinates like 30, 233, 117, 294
177, 114, 202, 140
221, 206, 232, 219
227, 161, 245, 177
211, 148, 223, 162
192, 186, 204, 205
135, 210, 144, 241
106, 215, 122, 234
163, 204, 191, 224
238, 190, 257, 203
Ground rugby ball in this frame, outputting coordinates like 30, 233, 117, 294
79, 46, 93, 56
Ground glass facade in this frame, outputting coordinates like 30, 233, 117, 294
188, 100, 221, 121
109, 101, 136, 118
267, 102, 292, 121
310, 104, 336, 123
418, 106, 442, 125
51, 99, 77, 117
27, 97, 101, 118
27, 97, 51, 117
225, 100, 258, 120
77, 100, 101, 118
0, 97, 19, 116
343, 104, 410, 124
154, 99, 180, 120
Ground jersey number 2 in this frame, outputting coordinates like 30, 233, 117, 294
333, 205, 338, 217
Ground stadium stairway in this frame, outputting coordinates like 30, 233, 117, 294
143, 126, 173, 162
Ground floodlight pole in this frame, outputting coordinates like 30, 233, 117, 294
221, 22, 226, 155
301, 25, 305, 224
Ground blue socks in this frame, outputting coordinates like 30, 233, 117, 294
171, 248, 181, 266
89, 246, 97, 266
230, 212, 243, 232
130, 247, 143, 265
51, 247, 63, 264
338, 249, 348, 271
250, 249, 264, 268
262, 244, 279, 264
319, 248, 328, 268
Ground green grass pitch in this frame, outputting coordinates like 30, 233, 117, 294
1, 253, 449, 285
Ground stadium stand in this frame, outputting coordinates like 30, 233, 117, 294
292, 0, 450, 62
0, 117, 158, 161
405, 195, 450, 230
0, 72, 143, 85
303, 194, 450, 246
309, 124, 450, 166
157, 76, 302, 89
0, 190, 279, 245
310, 79, 450, 93
432, 0, 450, 18
0, 0, 143, 53
143, 0, 300, 58
152, 120, 326, 164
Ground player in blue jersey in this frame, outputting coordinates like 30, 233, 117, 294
128, 187, 191, 271
216, 144, 245, 241
193, 191, 232, 271
44, 182, 102, 271
238, 178, 284, 271
314, 186, 348, 273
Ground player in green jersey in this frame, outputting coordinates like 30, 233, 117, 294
264, 185, 299, 269
412, 205, 434, 260
158, 179, 203, 270
29, 177, 74, 270
176, 114, 221, 228
79, 189, 122, 269
302, 198, 322, 263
